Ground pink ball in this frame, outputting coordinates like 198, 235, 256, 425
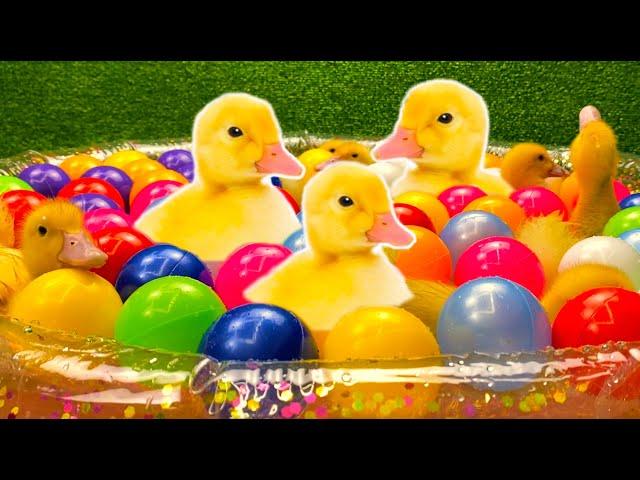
454, 236, 545, 298
509, 186, 568, 220
215, 243, 292, 309
129, 180, 183, 220
438, 185, 487, 217
84, 208, 132, 233
614, 180, 631, 202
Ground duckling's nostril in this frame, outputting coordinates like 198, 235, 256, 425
402, 137, 408, 141
271, 152, 277, 157
70, 241, 77, 246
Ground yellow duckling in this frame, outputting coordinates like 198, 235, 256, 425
135, 93, 305, 262
319, 139, 375, 166
245, 162, 415, 349
280, 148, 334, 204
372, 79, 513, 197
497, 143, 567, 192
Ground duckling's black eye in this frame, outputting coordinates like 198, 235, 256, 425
228, 126, 243, 138
351, 153, 358, 158
329, 148, 336, 153
437, 113, 453, 124
338, 196, 354, 207
537, 154, 545, 161
38, 225, 47, 237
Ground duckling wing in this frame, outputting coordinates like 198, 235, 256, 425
0, 248, 31, 311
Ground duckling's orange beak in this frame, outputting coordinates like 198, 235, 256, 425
366, 212, 414, 248
373, 127, 424, 160
255, 143, 304, 178
58, 231, 107, 269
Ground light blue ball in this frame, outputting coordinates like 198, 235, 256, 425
296, 211, 303, 224
439, 211, 513, 268
283, 229, 306, 252
619, 229, 640, 254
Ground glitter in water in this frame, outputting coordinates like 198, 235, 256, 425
553, 390, 567, 404
124, 405, 136, 419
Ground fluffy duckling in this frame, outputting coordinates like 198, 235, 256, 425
245, 162, 415, 349
0, 202, 14, 247
281, 148, 334, 204
373, 79, 513, 197
135, 93, 305, 262
319, 139, 375, 167
498, 143, 567, 191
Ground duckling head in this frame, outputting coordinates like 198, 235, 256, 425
20, 199, 107, 278
501, 143, 567, 189
302, 162, 414, 256
192, 93, 304, 187
570, 118, 618, 190
373, 79, 488, 173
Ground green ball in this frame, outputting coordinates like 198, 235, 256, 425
604, 206, 640, 237
115, 276, 226, 354
0, 176, 33, 195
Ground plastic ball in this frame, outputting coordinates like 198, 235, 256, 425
0, 176, 34, 195
390, 226, 452, 282
283, 229, 306, 253
198, 303, 318, 361
463, 195, 526, 232
553, 287, 640, 348
121, 158, 165, 182
129, 169, 188, 204
438, 276, 551, 355
440, 211, 513, 268
620, 193, 640, 210
509, 186, 568, 220
558, 236, 640, 290
0, 189, 46, 246
619, 229, 640, 254
18, 164, 70, 197
437, 185, 487, 217
215, 243, 292, 309
296, 211, 303, 223
157, 149, 194, 181
82, 166, 133, 206
58, 177, 125, 210
103, 150, 149, 169
115, 244, 213, 302
70, 193, 120, 213
129, 180, 183, 221
84, 208, 132, 234
614, 180, 631, 202
115, 276, 226, 354
8, 269, 122, 338
455, 236, 545, 298
59, 154, 102, 179
277, 187, 300, 214
91, 227, 154, 285
394, 191, 450, 233
603, 206, 640, 237
393, 203, 435, 232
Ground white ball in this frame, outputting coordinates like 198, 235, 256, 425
558, 236, 640, 290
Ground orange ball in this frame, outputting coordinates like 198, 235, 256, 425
122, 159, 165, 182
394, 191, 450, 233
104, 150, 150, 169
391, 226, 452, 282
464, 195, 526, 232
59, 154, 102, 180
130, 170, 189, 203
559, 174, 579, 213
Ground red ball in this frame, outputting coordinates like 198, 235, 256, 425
91, 226, 154, 284
277, 187, 300, 214
552, 287, 640, 349
509, 186, 568, 220
129, 180, 183, 221
0, 189, 47, 246
613, 180, 631, 202
58, 178, 125, 210
393, 203, 435, 232
437, 185, 487, 217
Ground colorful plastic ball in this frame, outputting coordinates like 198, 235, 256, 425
393, 203, 435, 232
395, 191, 450, 233
558, 236, 640, 290
103, 150, 149, 169
8, 269, 122, 338
271, 177, 282, 187
437, 185, 487, 217
620, 193, 640, 210
129, 180, 183, 221
553, 287, 640, 348
215, 243, 292, 309
91, 227, 154, 285
614, 180, 632, 202
84, 208, 132, 234
58, 177, 125, 210
283, 229, 306, 252
70, 193, 120, 213
82, 166, 133, 205
619, 229, 640, 254
129, 169, 188, 204
0, 189, 46, 246
115, 276, 226, 354
440, 211, 513, 268
455, 236, 545, 298
59, 154, 102, 180
603, 206, 640, 237
121, 158, 165, 182
115, 244, 213, 302
296, 211, 303, 223
18, 164, 70, 197
509, 186, 568, 220
198, 303, 318, 361
157, 149, 194, 182
0, 176, 34, 195
277, 188, 300, 214
463, 195, 526, 232
390, 226, 452, 282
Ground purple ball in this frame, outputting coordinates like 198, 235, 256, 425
158, 149, 194, 182
82, 166, 133, 205
70, 193, 120, 213
18, 164, 70, 197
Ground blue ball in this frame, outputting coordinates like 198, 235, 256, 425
440, 211, 513, 268
70, 193, 120, 213
199, 303, 318, 362
619, 229, 640, 254
283, 229, 306, 252
296, 211, 303, 224
115, 244, 214, 302
270, 177, 282, 187
158, 149, 194, 182
18, 164, 70, 197
620, 193, 640, 209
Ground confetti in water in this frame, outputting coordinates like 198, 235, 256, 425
124, 405, 136, 419
247, 399, 260, 412
553, 390, 567, 404
0, 386, 6, 397
280, 390, 293, 402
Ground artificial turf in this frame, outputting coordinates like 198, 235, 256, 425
0, 61, 638, 158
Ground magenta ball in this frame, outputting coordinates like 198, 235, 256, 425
84, 208, 133, 234
437, 185, 487, 217
454, 236, 546, 298
614, 180, 631, 202
509, 186, 568, 220
129, 180, 183, 221
215, 243, 292, 309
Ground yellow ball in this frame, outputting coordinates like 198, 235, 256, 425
130, 169, 189, 203
8, 269, 122, 338
395, 191, 450, 234
104, 150, 150, 169
59, 154, 102, 180
122, 159, 166, 182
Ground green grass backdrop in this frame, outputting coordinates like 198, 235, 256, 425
0, 61, 638, 158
